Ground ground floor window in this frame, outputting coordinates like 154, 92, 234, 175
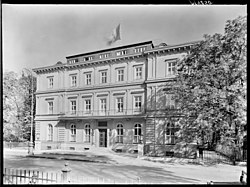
134, 123, 142, 143
47, 124, 53, 141
70, 124, 76, 142
116, 124, 123, 143
165, 122, 177, 144
85, 124, 91, 142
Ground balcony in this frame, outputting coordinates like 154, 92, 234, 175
58, 108, 145, 120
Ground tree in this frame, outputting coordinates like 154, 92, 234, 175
172, 16, 246, 149
3, 70, 37, 142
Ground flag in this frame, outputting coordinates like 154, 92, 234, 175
106, 24, 121, 46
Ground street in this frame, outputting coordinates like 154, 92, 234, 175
3, 148, 246, 184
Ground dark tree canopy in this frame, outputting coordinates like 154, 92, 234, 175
172, 16, 246, 147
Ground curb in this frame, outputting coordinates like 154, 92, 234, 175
26, 155, 112, 164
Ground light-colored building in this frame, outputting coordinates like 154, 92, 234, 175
33, 40, 199, 157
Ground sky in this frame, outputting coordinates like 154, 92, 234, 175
2, 5, 246, 74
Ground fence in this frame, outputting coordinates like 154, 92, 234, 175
3, 163, 140, 184
4, 141, 29, 149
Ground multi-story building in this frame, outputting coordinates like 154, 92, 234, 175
33, 40, 199, 157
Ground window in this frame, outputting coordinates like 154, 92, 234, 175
86, 73, 91, 85
134, 124, 142, 143
48, 101, 53, 114
68, 59, 78, 64
84, 56, 93, 61
70, 100, 77, 114
165, 122, 177, 144
116, 124, 123, 143
48, 124, 53, 141
116, 50, 127, 56
134, 96, 142, 112
71, 75, 77, 87
70, 124, 76, 142
167, 60, 176, 75
100, 98, 107, 114
166, 94, 175, 109
99, 53, 110, 59
85, 99, 91, 113
101, 71, 107, 84
48, 77, 53, 88
85, 124, 91, 142
135, 66, 142, 80
117, 69, 124, 82
116, 97, 124, 112
134, 47, 146, 53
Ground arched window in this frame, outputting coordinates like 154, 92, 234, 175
165, 122, 176, 144
134, 124, 142, 143
85, 124, 91, 142
48, 124, 53, 141
116, 124, 123, 143
70, 124, 76, 142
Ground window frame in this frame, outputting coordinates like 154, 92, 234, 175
116, 97, 124, 113
135, 66, 142, 80
48, 101, 53, 114
70, 100, 77, 114
100, 71, 107, 84
165, 122, 177, 145
100, 98, 107, 113
85, 99, 91, 113
85, 73, 92, 85
70, 124, 76, 142
134, 123, 142, 144
84, 124, 91, 143
117, 68, 124, 82
134, 95, 142, 112
47, 124, 53, 141
116, 124, 123, 143
48, 77, 54, 89
70, 75, 77, 87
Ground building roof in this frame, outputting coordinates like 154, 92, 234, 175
66, 41, 153, 59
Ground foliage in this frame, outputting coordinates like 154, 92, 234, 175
3, 70, 36, 142
172, 16, 247, 147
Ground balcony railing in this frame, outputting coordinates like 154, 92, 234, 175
60, 108, 145, 117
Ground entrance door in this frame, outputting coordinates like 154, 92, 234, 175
99, 129, 107, 147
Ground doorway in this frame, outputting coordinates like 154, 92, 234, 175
99, 129, 107, 147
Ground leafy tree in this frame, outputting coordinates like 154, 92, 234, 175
172, 16, 246, 149
3, 70, 36, 142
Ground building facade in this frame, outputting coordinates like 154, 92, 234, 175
33, 40, 199, 157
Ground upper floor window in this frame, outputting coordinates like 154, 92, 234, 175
70, 124, 76, 142
100, 71, 107, 84
116, 50, 127, 56
116, 124, 123, 143
117, 69, 124, 82
48, 124, 53, 141
85, 124, 91, 142
70, 100, 77, 114
166, 94, 175, 109
48, 77, 53, 88
68, 59, 79, 64
86, 73, 92, 85
134, 96, 142, 112
166, 60, 177, 75
134, 124, 142, 144
70, 75, 77, 87
100, 98, 107, 113
48, 101, 53, 114
99, 53, 110, 59
135, 66, 142, 80
84, 56, 93, 61
165, 122, 177, 144
134, 47, 146, 53
85, 99, 91, 113
116, 97, 124, 113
